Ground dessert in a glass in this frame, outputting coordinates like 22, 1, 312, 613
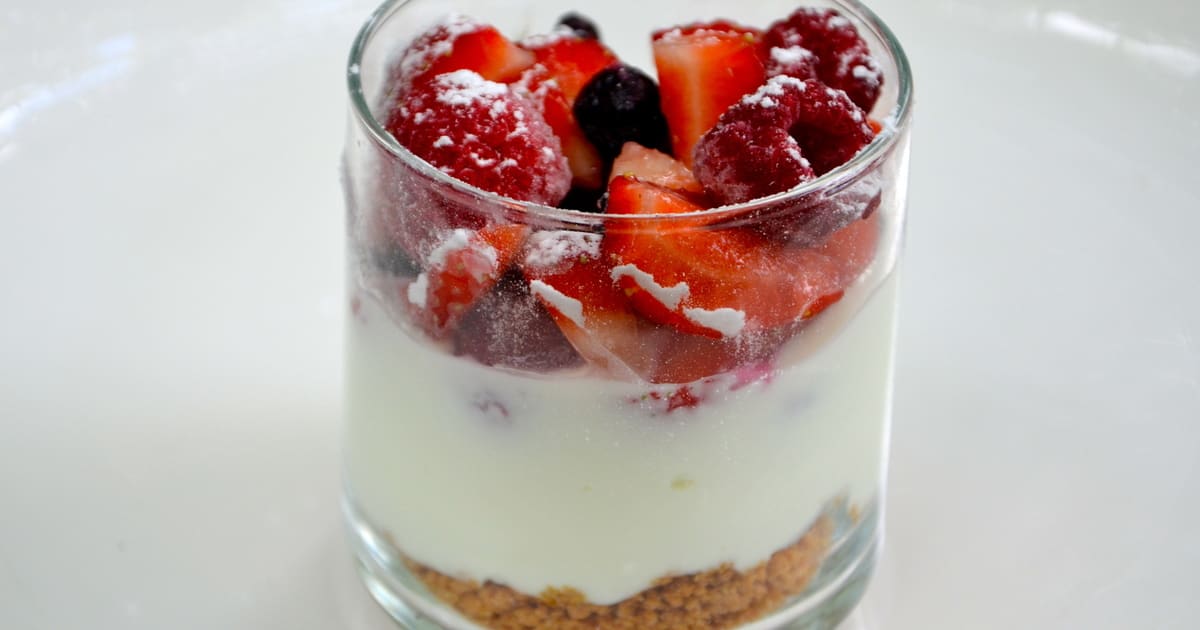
341, 1, 912, 628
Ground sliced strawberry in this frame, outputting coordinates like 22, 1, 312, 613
515, 35, 617, 189
388, 15, 534, 100
409, 224, 528, 337
521, 33, 617, 99
608, 142, 707, 202
520, 229, 764, 383
652, 21, 766, 167
603, 176, 875, 338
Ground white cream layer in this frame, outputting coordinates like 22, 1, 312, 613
344, 272, 898, 605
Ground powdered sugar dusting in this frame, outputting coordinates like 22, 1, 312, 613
827, 14, 851, 29
524, 231, 602, 272
529, 280, 585, 327
434, 70, 510, 107
851, 63, 882, 88
783, 139, 811, 169
432, 135, 453, 148
683, 307, 746, 338
407, 273, 429, 308
428, 228, 495, 269
770, 46, 815, 65
611, 264, 689, 310
520, 24, 580, 49
741, 75, 807, 109
396, 14, 485, 88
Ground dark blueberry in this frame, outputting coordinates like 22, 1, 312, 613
557, 12, 600, 40
573, 64, 672, 162
558, 186, 606, 213
454, 269, 584, 372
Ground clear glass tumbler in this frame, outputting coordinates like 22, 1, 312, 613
341, 0, 912, 628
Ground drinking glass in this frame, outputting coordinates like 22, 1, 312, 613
342, 1, 912, 627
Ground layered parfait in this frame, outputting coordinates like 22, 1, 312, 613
343, 3, 909, 628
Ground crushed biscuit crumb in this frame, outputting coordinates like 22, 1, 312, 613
404, 515, 833, 630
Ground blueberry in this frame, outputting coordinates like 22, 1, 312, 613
557, 12, 600, 40
573, 64, 672, 162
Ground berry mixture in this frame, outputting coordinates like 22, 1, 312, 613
372, 7, 886, 387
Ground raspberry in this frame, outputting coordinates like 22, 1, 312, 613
762, 7, 883, 112
386, 70, 571, 205
695, 76, 874, 205
764, 45, 819, 82
693, 76, 878, 245
692, 121, 815, 206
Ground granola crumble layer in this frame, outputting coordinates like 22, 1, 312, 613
405, 515, 833, 630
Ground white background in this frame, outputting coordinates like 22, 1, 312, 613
1, 0, 1198, 628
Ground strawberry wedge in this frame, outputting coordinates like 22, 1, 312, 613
603, 176, 876, 339
652, 21, 766, 167
516, 34, 618, 189
521, 229, 766, 383
388, 15, 534, 99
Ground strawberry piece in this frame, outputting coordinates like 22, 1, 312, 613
515, 34, 617, 189
386, 70, 571, 206
608, 142, 706, 201
603, 176, 873, 338
652, 21, 766, 167
387, 15, 534, 100
520, 229, 766, 383
409, 224, 528, 336
763, 7, 883, 112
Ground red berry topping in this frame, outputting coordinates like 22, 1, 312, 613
386, 70, 571, 205
694, 76, 875, 205
652, 21, 767, 167
514, 33, 617, 189
603, 176, 870, 337
762, 7, 883, 112
387, 14, 534, 100
408, 224, 528, 336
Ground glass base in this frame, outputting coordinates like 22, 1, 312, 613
345, 496, 880, 630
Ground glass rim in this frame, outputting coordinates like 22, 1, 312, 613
346, 0, 914, 228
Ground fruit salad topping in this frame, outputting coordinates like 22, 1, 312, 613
369, 8, 890, 385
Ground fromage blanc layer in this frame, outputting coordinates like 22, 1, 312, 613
343, 271, 898, 604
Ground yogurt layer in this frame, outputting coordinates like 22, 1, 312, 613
343, 270, 898, 605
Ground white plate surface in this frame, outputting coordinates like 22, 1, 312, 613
1, 0, 1198, 628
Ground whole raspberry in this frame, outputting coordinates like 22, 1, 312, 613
694, 76, 878, 245
385, 69, 571, 205
763, 7, 883, 112
692, 121, 815, 205
695, 75, 874, 205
